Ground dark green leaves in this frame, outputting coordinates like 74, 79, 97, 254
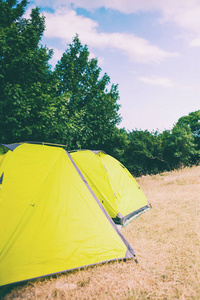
1, 1, 199, 175
54, 34, 121, 149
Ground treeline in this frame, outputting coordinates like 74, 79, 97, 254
1, 1, 200, 176
117, 114, 200, 176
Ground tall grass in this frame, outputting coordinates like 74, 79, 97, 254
1, 166, 200, 299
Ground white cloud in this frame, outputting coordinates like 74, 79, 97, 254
43, 8, 179, 64
162, 2, 200, 31
88, 52, 105, 65
49, 47, 63, 66
44, 8, 97, 40
31, 0, 200, 50
189, 38, 200, 47
32, 0, 170, 14
139, 76, 174, 87
33, 0, 200, 29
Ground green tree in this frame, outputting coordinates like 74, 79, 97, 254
176, 110, 200, 153
103, 127, 129, 162
0, 4, 121, 150
47, 92, 87, 148
161, 124, 199, 169
0, 0, 54, 142
54, 35, 121, 149
123, 130, 165, 176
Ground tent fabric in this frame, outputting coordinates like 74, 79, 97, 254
70, 150, 151, 226
0, 143, 135, 287
0, 153, 4, 166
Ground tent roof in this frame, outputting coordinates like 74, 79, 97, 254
0, 143, 135, 286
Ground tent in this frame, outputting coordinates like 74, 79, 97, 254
0, 143, 135, 287
70, 150, 151, 226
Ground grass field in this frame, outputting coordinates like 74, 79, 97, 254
1, 166, 200, 299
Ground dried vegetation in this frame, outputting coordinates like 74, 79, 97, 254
1, 166, 200, 299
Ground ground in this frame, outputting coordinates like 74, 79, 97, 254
1, 166, 200, 299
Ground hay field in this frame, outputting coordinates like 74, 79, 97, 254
1, 166, 200, 299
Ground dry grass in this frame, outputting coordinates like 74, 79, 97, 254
1, 166, 200, 299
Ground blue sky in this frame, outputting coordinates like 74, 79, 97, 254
28, 0, 200, 132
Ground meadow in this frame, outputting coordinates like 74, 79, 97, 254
1, 166, 200, 299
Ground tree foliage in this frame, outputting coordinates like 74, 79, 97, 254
0, 1, 200, 176
54, 35, 121, 149
0, 0, 54, 142
121, 130, 165, 176
176, 110, 200, 152
161, 124, 199, 169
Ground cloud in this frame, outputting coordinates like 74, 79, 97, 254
189, 38, 200, 47
34, 0, 200, 42
32, 0, 169, 13
139, 76, 174, 87
158, 1, 200, 43
48, 47, 63, 66
33, 0, 200, 23
43, 8, 179, 64
88, 52, 105, 65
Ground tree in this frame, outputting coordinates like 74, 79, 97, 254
161, 124, 199, 169
0, 4, 121, 150
122, 130, 165, 176
176, 110, 200, 154
54, 35, 121, 149
46, 92, 87, 148
0, 0, 54, 143
102, 127, 129, 163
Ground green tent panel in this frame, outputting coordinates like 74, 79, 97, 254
0, 143, 135, 287
70, 150, 151, 226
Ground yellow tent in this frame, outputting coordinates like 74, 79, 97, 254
0, 143, 135, 287
70, 150, 151, 226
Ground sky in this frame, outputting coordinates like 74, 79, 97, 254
28, 0, 200, 132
